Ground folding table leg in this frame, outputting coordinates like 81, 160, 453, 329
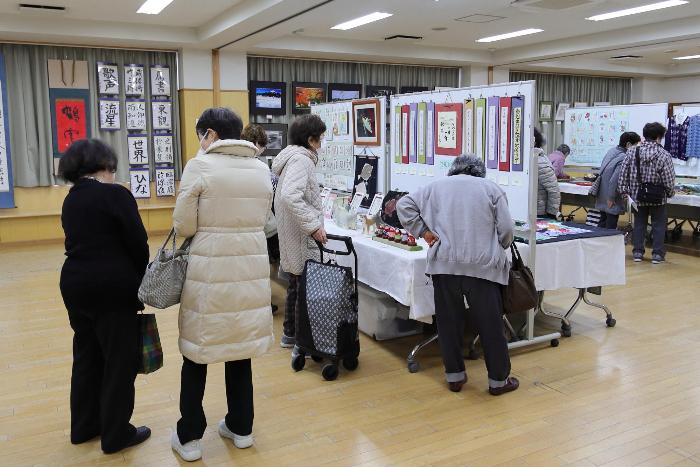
407, 334, 438, 373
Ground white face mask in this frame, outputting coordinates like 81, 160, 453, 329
197, 130, 208, 155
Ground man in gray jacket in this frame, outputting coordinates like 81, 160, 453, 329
397, 155, 519, 396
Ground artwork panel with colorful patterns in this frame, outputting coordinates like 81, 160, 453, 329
394, 105, 402, 164
409, 102, 417, 163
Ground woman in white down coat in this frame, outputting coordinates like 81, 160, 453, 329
170, 108, 273, 462
271, 114, 328, 349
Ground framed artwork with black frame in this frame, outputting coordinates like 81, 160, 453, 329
292, 82, 327, 114
328, 83, 362, 102
400, 86, 430, 94
249, 81, 287, 115
365, 85, 396, 99
260, 123, 287, 157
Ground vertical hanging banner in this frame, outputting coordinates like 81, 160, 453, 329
125, 99, 147, 131
127, 134, 149, 165
394, 105, 402, 164
498, 97, 512, 172
474, 98, 486, 161
99, 98, 121, 131
129, 168, 151, 199
434, 103, 463, 156
154, 134, 174, 164
0, 53, 14, 208
486, 96, 499, 169
426, 102, 435, 165
152, 100, 172, 130
417, 102, 427, 164
409, 103, 417, 163
401, 105, 409, 164
124, 64, 145, 96
511, 96, 525, 172
155, 167, 175, 197
96, 62, 119, 95
150, 65, 171, 96
463, 99, 474, 155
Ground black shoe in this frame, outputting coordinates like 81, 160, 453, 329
71, 432, 100, 445
448, 377, 467, 393
489, 377, 520, 396
104, 426, 151, 454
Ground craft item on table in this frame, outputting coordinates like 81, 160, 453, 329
125, 99, 147, 131
463, 99, 474, 155
401, 105, 410, 163
367, 192, 384, 216
486, 96, 500, 169
426, 102, 435, 165
407, 235, 417, 247
129, 168, 151, 199
127, 134, 149, 165
349, 192, 364, 212
394, 105, 402, 164
153, 134, 174, 164
498, 97, 512, 172
409, 102, 418, 163
417, 102, 427, 164
353, 99, 381, 146
155, 166, 175, 197
435, 103, 462, 156
511, 96, 525, 172
0, 53, 13, 203
534, 219, 589, 242
372, 226, 423, 251
475, 98, 486, 161
323, 192, 337, 219
362, 214, 377, 236
99, 98, 121, 131
352, 155, 379, 208
150, 65, 170, 96
124, 64, 144, 96
152, 100, 172, 130
401, 230, 408, 245
97, 62, 119, 95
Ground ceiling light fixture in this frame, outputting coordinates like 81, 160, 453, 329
331, 12, 393, 30
137, 0, 174, 15
585, 0, 687, 21
673, 54, 700, 60
476, 28, 543, 43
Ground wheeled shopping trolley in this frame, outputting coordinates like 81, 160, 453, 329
291, 234, 360, 381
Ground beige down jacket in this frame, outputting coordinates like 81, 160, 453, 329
173, 139, 274, 364
271, 145, 323, 276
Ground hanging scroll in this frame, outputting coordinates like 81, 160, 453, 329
152, 100, 172, 130
129, 168, 151, 199
155, 167, 175, 197
127, 134, 149, 165
475, 98, 486, 161
125, 99, 147, 131
426, 102, 435, 165
499, 97, 512, 172
401, 105, 409, 164
99, 99, 121, 131
463, 99, 474, 155
48, 60, 91, 164
97, 62, 119, 95
434, 103, 462, 156
154, 134, 174, 164
511, 96, 525, 172
124, 64, 145, 96
150, 65, 170, 96
486, 96, 499, 169
417, 102, 427, 164
409, 103, 417, 163
394, 105, 402, 164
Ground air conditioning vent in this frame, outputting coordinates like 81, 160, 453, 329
19, 3, 67, 13
511, 0, 603, 11
455, 14, 505, 23
385, 35, 423, 41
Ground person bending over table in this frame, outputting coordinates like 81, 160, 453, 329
397, 154, 519, 396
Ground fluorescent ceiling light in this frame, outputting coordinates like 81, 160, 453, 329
586, 0, 687, 21
137, 0, 174, 15
476, 28, 543, 43
673, 54, 700, 60
331, 12, 393, 30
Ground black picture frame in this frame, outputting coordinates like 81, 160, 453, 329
365, 85, 396, 99
292, 81, 327, 114
249, 81, 287, 115
328, 83, 362, 102
260, 123, 287, 157
400, 86, 430, 94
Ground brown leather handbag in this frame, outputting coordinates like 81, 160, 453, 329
502, 242, 538, 314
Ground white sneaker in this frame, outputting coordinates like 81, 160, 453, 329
218, 419, 253, 449
171, 431, 202, 462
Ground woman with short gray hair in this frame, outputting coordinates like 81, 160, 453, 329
397, 154, 519, 396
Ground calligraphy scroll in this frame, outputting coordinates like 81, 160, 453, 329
394, 105, 402, 164
417, 102, 427, 164
124, 64, 144, 96
127, 135, 149, 165
155, 167, 175, 197
511, 96, 525, 172
409, 103, 417, 163
150, 65, 170, 96
99, 98, 121, 131
486, 96, 499, 169
463, 99, 474, 155
152, 100, 172, 130
474, 98, 486, 161
434, 103, 462, 156
401, 105, 409, 164
0, 53, 13, 207
129, 168, 151, 199
154, 134, 174, 164
97, 62, 119, 95
125, 99, 147, 130
499, 97, 512, 172
427, 102, 435, 165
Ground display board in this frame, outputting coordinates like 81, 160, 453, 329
564, 103, 667, 167
389, 82, 536, 224
0, 52, 14, 208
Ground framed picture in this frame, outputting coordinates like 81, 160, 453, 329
352, 99, 381, 146
292, 82, 326, 114
129, 168, 151, 199
574, 101, 589, 108
365, 85, 396, 98
249, 81, 286, 115
260, 123, 287, 157
98, 98, 120, 131
539, 101, 553, 121
400, 86, 430, 94
555, 102, 571, 121
155, 166, 176, 197
127, 134, 149, 165
153, 134, 174, 164
150, 65, 171, 96
434, 103, 463, 156
151, 100, 172, 130
96, 62, 119, 95
328, 83, 362, 102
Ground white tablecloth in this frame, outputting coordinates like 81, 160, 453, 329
559, 182, 700, 207
325, 222, 626, 322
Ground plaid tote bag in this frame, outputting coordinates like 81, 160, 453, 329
137, 313, 163, 374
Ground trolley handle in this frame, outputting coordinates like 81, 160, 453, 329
315, 234, 355, 256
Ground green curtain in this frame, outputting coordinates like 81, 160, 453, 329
1, 43, 181, 187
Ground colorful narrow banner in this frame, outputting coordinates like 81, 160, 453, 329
486, 96, 499, 170
409, 102, 418, 163
0, 52, 14, 208
463, 99, 474, 155
511, 96, 525, 172
426, 102, 435, 165
498, 97, 512, 172
401, 105, 409, 164
417, 102, 427, 164
394, 105, 402, 164
474, 98, 486, 161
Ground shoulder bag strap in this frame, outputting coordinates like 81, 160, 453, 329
635, 146, 642, 186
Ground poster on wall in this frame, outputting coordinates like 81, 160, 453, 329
127, 134, 149, 165
434, 103, 462, 156
125, 99, 147, 130
150, 65, 170, 96
486, 96, 500, 169
155, 166, 175, 197
99, 98, 121, 131
352, 155, 379, 208
129, 168, 151, 199
125, 64, 145, 96
154, 134, 174, 164
152, 100, 172, 130
353, 99, 381, 146
97, 62, 119, 95
511, 96, 525, 172
0, 52, 13, 207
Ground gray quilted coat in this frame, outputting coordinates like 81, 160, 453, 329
272, 145, 323, 275
536, 148, 561, 216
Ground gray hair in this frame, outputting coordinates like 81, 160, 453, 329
447, 154, 486, 178
557, 144, 571, 155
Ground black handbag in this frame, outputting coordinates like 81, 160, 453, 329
635, 147, 665, 205
502, 243, 538, 315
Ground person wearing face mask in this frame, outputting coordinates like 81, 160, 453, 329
58, 139, 151, 454
271, 114, 327, 349
171, 108, 274, 461
589, 131, 642, 229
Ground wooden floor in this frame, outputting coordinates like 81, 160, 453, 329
1, 238, 700, 467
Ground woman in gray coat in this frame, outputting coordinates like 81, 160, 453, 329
589, 132, 641, 229
271, 114, 327, 348
535, 128, 561, 218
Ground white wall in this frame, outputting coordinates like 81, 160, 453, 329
632, 76, 700, 103
219, 51, 248, 90
178, 48, 213, 89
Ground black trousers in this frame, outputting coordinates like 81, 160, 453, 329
177, 357, 254, 444
283, 274, 300, 337
67, 309, 138, 453
598, 212, 620, 229
432, 275, 511, 385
